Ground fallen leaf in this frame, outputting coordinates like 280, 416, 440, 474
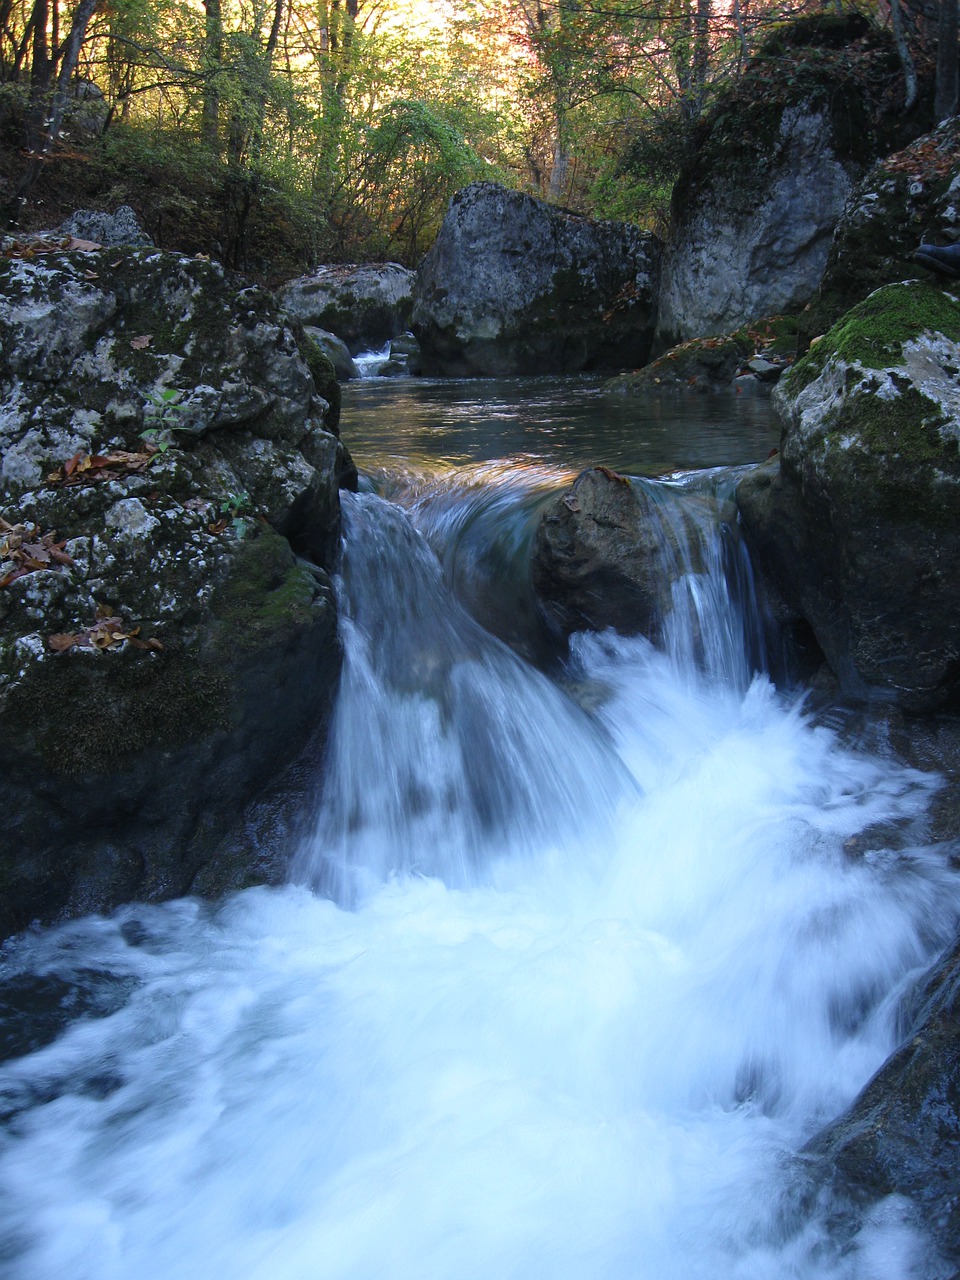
48, 633, 78, 652
130, 334, 153, 350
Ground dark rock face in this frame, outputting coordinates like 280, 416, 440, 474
412, 183, 660, 377
280, 263, 415, 354
803, 117, 960, 343
0, 247, 352, 939
804, 933, 960, 1268
737, 281, 960, 712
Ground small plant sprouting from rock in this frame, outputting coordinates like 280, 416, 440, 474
209, 492, 255, 540
140, 388, 189, 459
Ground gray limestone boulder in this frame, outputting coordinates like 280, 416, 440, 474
304, 326, 359, 381
56, 205, 153, 247
412, 183, 661, 377
280, 262, 415, 354
737, 281, 960, 712
657, 102, 855, 346
655, 15, 917, 349
0, 246, 352, 939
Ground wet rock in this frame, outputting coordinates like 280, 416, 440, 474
737, 281, 960, 712
304, 326, 358, 381
0, 246, 352, 940
412, 183, 660, 377
804, 931, 960, 1269
610, 316, 798, 395
531, 467, 724, 638
280, 262, 415, 354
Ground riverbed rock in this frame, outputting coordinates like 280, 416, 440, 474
802, 116, 960, 343
804, 930, 960, 1268
304, 325, 358, 381
411, 183, 660, 377
56, 205, 153, 247
0, 245, 352, 939
736, 280, 960, 712
610, 316, 799, 395
656, 16, 914, 348
279, 262, 415, 354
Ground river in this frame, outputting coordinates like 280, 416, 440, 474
1, 376, 957, 1279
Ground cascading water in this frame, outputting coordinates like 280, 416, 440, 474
1, 380, 958, 1280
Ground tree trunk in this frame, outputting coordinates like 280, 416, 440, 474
889, 0, 919, 110
935, 0, 958, 120
202, 0, 223, 150
6, 0, 99, 225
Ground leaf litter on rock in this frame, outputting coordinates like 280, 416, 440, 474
0, 517, 73, 587
48, 605, 163, 655
46, 449, 156, 487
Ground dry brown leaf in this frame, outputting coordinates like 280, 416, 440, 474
130, 334, 153, 350
48, 633, 78, 652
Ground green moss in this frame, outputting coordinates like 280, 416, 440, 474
4, 649, 231, 776
785, 283, 960, 394
210, 527, 319, 647
296, 330, 341, 427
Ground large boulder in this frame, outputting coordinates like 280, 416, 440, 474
737, 280, 960, 712
0, 245, 353, 939
55, 205, 153, 247
411, 183, 661, 377
279, 262, 415, 354
802, 116, 960, 343
803, 931, 960, 1269
656, 16, 915, 348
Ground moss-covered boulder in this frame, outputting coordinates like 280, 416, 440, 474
411, 183, 661, 377
737, 281, 960, 711
610, 316, 799, 395
802, 116, 960, 344
657, 16, 920, 347
0, 246, 353, 939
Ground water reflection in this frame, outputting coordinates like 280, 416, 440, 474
340, 374, 779, 480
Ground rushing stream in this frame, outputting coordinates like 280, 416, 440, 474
2, 377, 959, 1279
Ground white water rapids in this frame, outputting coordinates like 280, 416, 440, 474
1, 431, 958, 1279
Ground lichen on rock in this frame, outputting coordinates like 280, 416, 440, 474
0, 245, 352, 939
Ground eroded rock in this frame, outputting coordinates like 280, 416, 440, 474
280, 263, 415, 354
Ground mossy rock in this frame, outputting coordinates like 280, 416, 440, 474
801, 117, 960, 344
738, 280, 960, 711
614, 316, 799, 394
0, 525, 339, 940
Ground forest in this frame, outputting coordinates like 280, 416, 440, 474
0, 0, 954, 280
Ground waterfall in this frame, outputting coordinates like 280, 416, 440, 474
1, 445, 958, 1280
